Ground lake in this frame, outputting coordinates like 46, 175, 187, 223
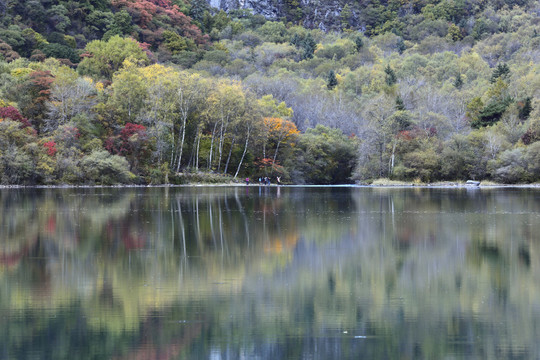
1, 186, 540, 359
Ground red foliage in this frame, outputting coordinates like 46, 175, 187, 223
107, 123, 148, 156
0, 106, 32, 128
111, 0, 207, 44
29, 70, 54, 103
80, 51, 93, 58
255, 158, 286, 176
397, 130, 415, 140
44, 141, 58, 156
138, 41, 151, 51
120, 123, 146, 140
521, 127, 539, 145
397, 126, 437, 140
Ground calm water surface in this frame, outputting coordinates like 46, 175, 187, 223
1, 186, 540, 359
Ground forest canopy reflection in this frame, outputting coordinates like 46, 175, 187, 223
1, 187, 540, 359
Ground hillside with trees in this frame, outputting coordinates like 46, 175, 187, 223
0, 0, 539, 184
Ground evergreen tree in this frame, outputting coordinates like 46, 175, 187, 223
385, 65, 397, 86
340, 4, 352, 29
518, 97, 533, 120
490, 63, 510, 83
396, 38, 406, 54
453, 74, 463, 89
354, 36, 363, 52
395, 96, 405, 111
327, 70, 338, 89
301, 33, 316, 60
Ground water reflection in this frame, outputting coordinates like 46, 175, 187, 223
1, 187, 540, 359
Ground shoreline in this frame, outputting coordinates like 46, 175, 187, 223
1, 182, 540, 189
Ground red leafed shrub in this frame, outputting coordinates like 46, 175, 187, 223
0, 106, 32, 128
120, 123, 146, 141
107, 123, 148, 155
44, 141, 58, 156
106, 123, 149, 171
29, 71, 54, 102
255, 158, 286, 176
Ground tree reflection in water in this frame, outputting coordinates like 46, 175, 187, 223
0, 187, 540, 359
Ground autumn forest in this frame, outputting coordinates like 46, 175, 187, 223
0, 0, 539, 184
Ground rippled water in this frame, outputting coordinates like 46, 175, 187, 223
1, 186, 540, 359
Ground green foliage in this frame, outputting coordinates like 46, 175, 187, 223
490, 63, 510, 83
78, 36, 148, 79
80, 150, 135, 184
257, 22, 288, 43
384, 65, 397, 86
472, 97, 513, 128
354, 36, 364, 52
294, 125, 358, 184
453, 74, 463, 89
42, 43, 79, 63
395, 96, 405, 111
326, 70, 338, 90
518, 97, 532, 121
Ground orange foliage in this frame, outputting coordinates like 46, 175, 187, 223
263, 117, 300, 145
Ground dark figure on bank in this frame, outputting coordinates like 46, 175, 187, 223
245, 177, 250, 185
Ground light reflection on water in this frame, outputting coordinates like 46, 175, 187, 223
1, 186, 540, 359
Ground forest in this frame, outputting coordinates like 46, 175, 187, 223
0, 0, 539, 184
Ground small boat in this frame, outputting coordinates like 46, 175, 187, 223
466, 180, 480, 186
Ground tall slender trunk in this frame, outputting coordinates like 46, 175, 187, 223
196, 128, 201, 171
234, 125, 251, 178
176, 114, 188, 172
208, 122, 218, 170
224, 135, 236, 174
217, 117, 229, 172
272, 139, 282, 164
170, 129, 175, 169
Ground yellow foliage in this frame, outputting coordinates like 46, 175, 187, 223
95, 82, 105, 93
11, 68, 32, 78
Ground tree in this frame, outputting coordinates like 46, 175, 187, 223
396, 38, 406, 54
81, 150, 134, 184
204, 81, 246, 171
172, 72, 207, 172
109, 59, 147, 123
263, 117, 299, 164
46, 67, 97, 132
354, 36, 364, 52
78, 36, 149, 79
453, 74, 463, 89
518, 97, 532, 121
490, 63, 510, 83
295, 125, 358, 184
355, 94, 398, 179
395, 96, 405, 111
301, 33, 316, 60
340, 4, 352, 29
326, 70, 338, 90
384, 65, 397, 86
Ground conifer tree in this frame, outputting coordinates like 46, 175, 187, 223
519, 97, 533, 120
385, 65, 397, 86
395, 96, 405, 111
454, 74, 463, 89
327, 70, 338, 89
354, 36, 363, 52
301, 33, 316, 60
490, 63, 510, 83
